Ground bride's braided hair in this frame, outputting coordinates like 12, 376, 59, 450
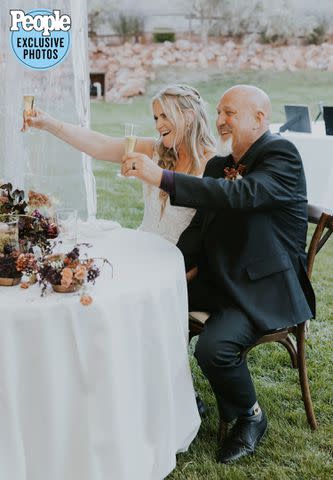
151, 84, 216, 216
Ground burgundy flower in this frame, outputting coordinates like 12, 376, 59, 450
224, 164, 247, 181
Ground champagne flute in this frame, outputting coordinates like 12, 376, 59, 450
117, 123, 138, 178
22, 94, 36, 134
124, 122, 137, 154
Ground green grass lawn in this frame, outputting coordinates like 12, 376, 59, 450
91, 69, 333, 480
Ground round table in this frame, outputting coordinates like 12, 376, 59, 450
0, 224, 200, 480
271, 121, 333, 209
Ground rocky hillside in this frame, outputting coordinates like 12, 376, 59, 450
89, 38, 333, 102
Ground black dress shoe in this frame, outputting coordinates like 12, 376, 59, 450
218, 410, 267, 463
195, 393, 207, 418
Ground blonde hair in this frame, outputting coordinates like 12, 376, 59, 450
152, 84, 216, 215
152, 84, 215, 173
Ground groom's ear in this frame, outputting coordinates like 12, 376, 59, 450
256, 110, 265, 124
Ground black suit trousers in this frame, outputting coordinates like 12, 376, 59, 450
188, 276, 263, 422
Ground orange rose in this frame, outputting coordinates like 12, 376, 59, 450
80, 294, 93, 306
61, 267, 73, 287
28, 190, 51, 208
61, 278, 72, 288
61, 267, 73, 278
74, 265, 86, 281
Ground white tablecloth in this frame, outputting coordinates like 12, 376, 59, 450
271, 122, 333, 210
0, 225, 200, 480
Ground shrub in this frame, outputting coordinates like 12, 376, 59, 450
304, 21, 329, 45
111, 13, 145, 43
88, 8, 102, 38
259, 13, 294, 46
260, 31, 289, 45
152, 29, 175, 43
221, 1, 263, 40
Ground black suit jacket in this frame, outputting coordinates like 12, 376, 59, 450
172, 130, 315, 332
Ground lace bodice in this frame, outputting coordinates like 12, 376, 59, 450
138, 151, 199, 244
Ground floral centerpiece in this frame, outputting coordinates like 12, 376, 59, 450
0, 185, 111, 301
0, 240, 111, 303
0, 182, 58, 253
17, 243, 112, 305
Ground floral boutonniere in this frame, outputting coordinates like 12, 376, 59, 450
224, 164, 247, 181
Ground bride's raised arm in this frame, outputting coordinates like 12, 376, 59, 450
23, 110, 154, 163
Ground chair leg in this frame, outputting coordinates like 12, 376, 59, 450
296, 323, 318, 430
278, 334, 298, 369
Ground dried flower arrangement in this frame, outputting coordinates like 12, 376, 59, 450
0, 184, 111, 303
17, 243, 112, 305
0, 182, 58, 252
0, 241, 112, 305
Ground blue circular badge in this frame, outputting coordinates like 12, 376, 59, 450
10, 9, 71, 70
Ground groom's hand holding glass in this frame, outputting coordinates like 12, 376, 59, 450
121, 152, 163, 187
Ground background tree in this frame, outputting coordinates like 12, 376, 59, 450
189, 0, 226, 44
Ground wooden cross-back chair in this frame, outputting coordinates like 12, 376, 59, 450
189, 204, 333, 430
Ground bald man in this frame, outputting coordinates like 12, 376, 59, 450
122, 85, 315, 463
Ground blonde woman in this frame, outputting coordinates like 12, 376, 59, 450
24, 84, 216, 244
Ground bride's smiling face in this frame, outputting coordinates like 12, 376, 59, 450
153, 101, 179, 149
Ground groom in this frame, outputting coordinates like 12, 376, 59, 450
122, 85, 316, 463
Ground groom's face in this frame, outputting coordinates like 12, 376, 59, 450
216, 91, 257, 155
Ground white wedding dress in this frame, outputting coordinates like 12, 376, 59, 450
138, 151, 199, 244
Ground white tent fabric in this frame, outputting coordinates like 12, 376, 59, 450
0, 0, 96, 220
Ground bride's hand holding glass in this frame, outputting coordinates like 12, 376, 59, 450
21, 109, 59, 133
121, 152, 163, 187
21, 94, 35, 133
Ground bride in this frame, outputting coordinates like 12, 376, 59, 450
24, 84, 216, 244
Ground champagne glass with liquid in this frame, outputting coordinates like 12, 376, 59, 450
22, 94, 36, 133
124, 122, 137, 153
118, 123, 138, 178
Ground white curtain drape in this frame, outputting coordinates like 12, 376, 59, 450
0, 1, 96, 220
